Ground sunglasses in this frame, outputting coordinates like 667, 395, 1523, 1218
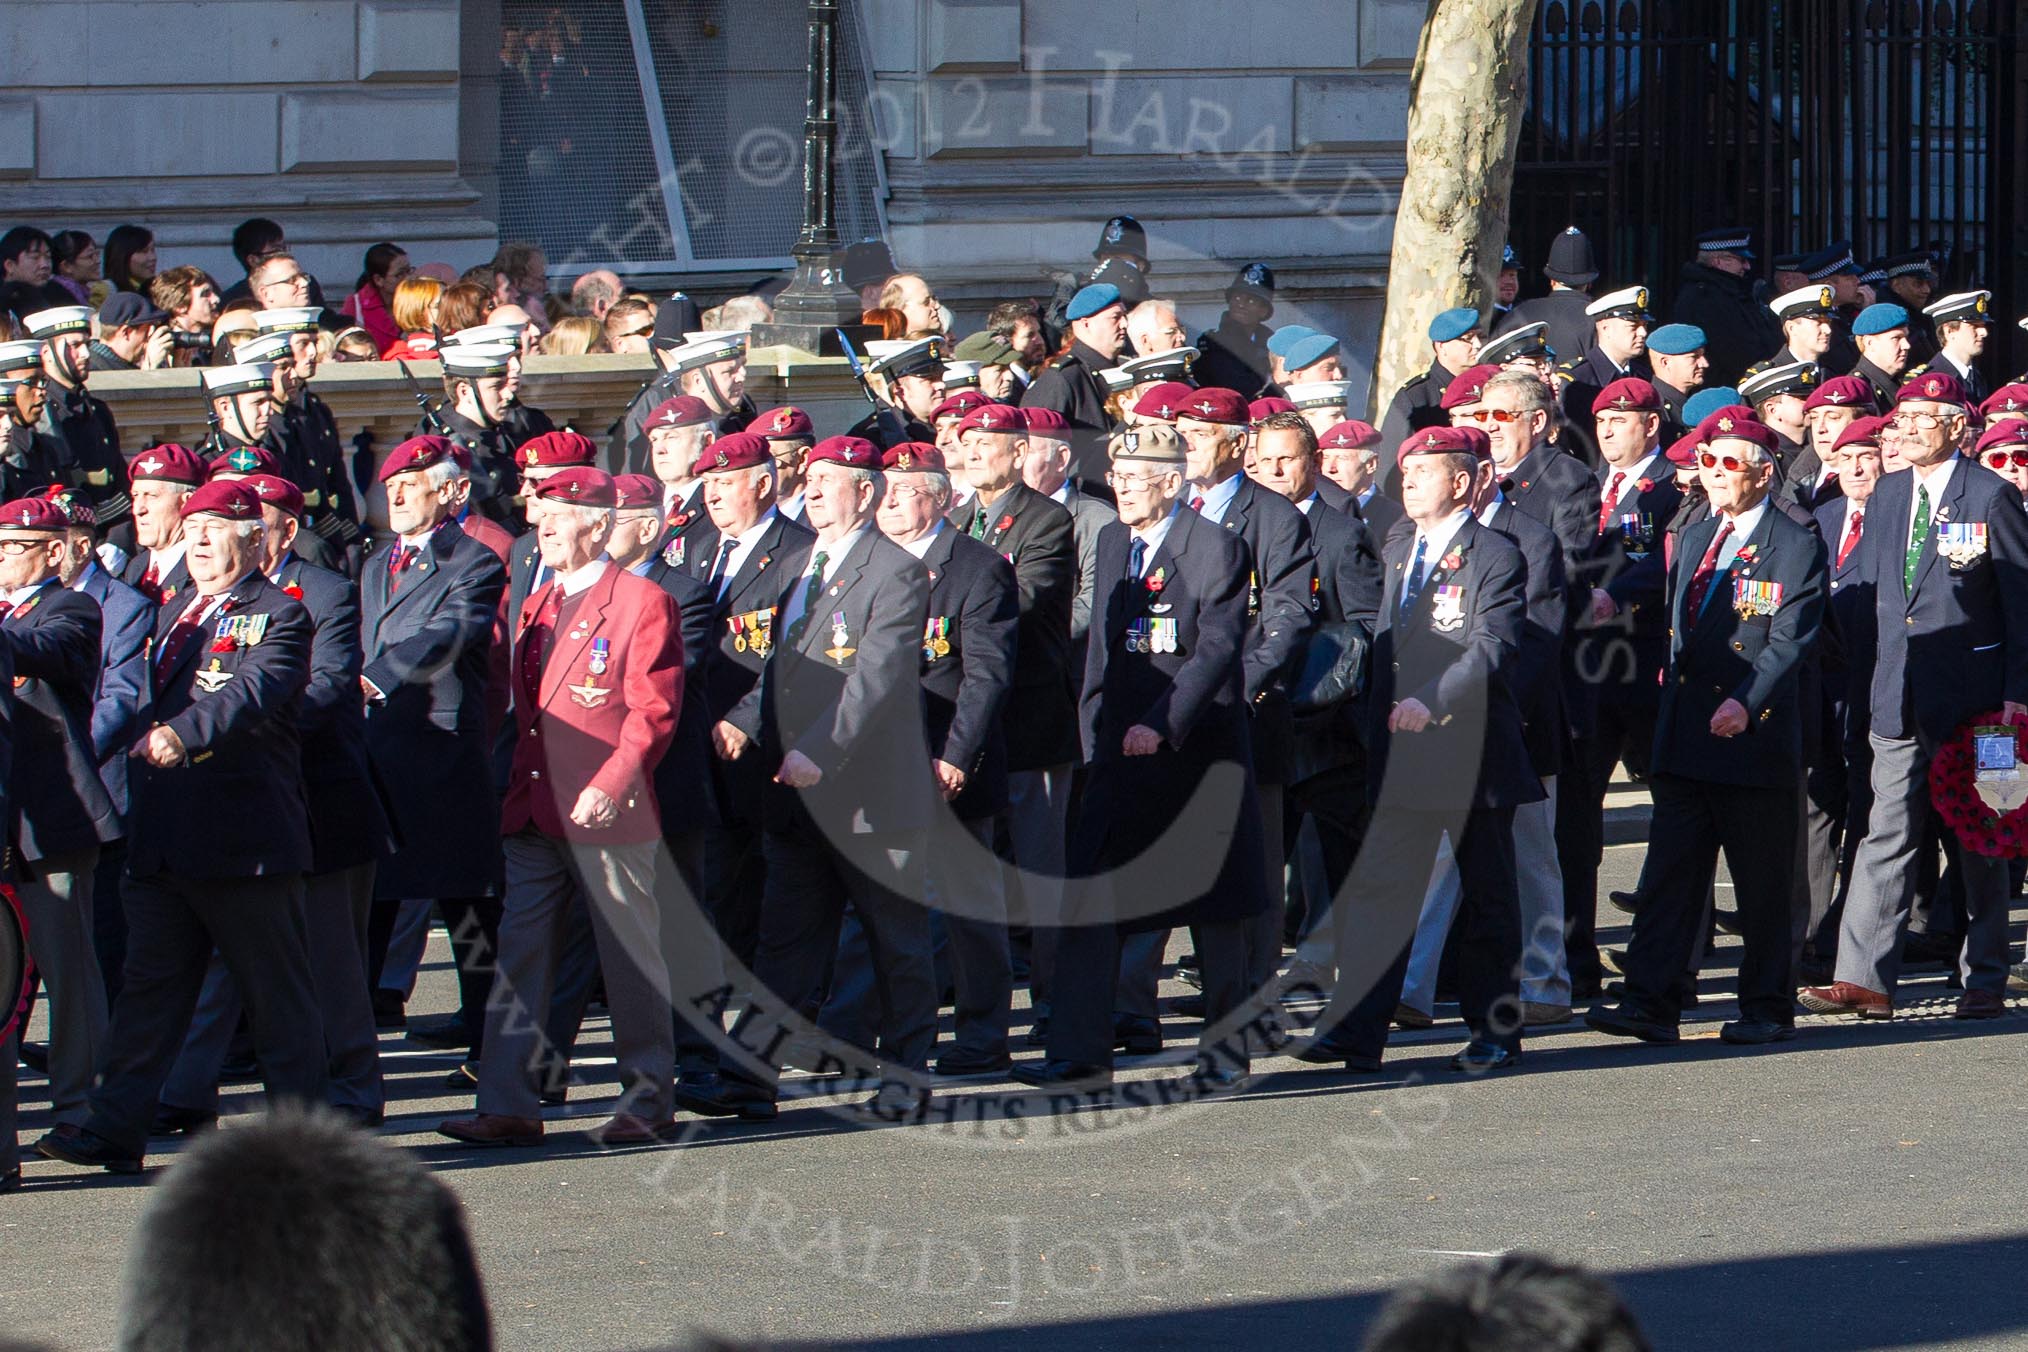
1697, 451, 1758, 471
1982, 448, 2028, 469
1459, 408, 1522, 424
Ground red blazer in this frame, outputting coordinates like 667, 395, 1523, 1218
459, 511, 518, 737
501, 565, 683, 844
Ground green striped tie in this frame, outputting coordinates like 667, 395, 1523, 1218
1904, 484, 1930, 591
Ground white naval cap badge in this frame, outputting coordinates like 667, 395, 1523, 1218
1819, 286, 1834, 308
1634, 287, 1648, 309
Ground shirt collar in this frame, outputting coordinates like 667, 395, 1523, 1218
6, 577, 57, 607
900, 518, 945, 559
1720, 498, 1768, 540
1415, 507, 1473, 561
1129, 503, 1182, 561
1605, 452, 1660, 485
1476, 491, 1506, 526
1193, 470, 1243, 522
1911, 456, 1958, 501
264, 550, 297, 582
560, 557, 608, 596
1049, 482, 1072, 506
150, 540, 188, 571
814, 524, 868, 569
730, 505, 778, 548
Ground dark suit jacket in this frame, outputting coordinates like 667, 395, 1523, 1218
360, 520, 507, 897
752, 528, 931, 837
917, 527, 1018, 821
1205, 473, 1316, 784
973, 481, 1077, 771
704, 509, 816, 825
1020, 341, 1118, 484
1577, 460, 1684, 705
1502, 441, 1603, 738
2, 582, 120, 862
1369, 516, 1541, 812
1354, 486, 1406, 541
119, 548, 191, 607
1483, 501, 1569, 778
273, 555, 394, 874
74, 562, 151, 815
1291, 496, 1382, 780
128, 573, 313, 878
637, 555, 721, 835
1077, 506, 1265, 930
1813, 495, 1875, 701
1653, 504, 1827, 786
1861, 457, 2028, 742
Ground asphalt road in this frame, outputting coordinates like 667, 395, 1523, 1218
3, 837, 2025, 1352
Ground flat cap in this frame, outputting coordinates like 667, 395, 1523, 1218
1107, 424, 1184, 464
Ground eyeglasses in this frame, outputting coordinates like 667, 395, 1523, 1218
1697, 451, 1759, 471
0, 538, 51, 555
261, 271, 308, 290
884, 483, 941, 502
1982, 448, 2028, 469
1459, 408, 1522, 424
1106, 471, 1173, 489
1890, 411, 1949, 430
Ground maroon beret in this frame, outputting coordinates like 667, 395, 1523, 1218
1664, 431, 1701, 468
956, 403, 1025, 437
239, 473, 305, 517
207, 445, 281, 480
35, 485, 95, 528
528, 466, 618, 508
1396, 424, 1492, 468
807, 435, 879, 469
1691, 405, 1759, 444
932, 391, 997, 422
1704, 417, 1780, 452
613, 473, 663, 510
755, 405, 815, 440
1020, 406, 1070, 435
1591, 377, 1661, 416
1130, 381, 1197, 422
516, 429, 599, 470
181, 479, 263, 520
881, 442, 945, 473
692, 431, 771, 477
1804, 374, 1878, 413
1319, 419, 1382, 451
645, 395, 714, 430
1248, 396, 1297, 423
378, 434, 462, 484
129, 443, 207, 486
1439, 363, 1505, 411
0, 497, 70, 533
1980, 383, 2028, 421
1173, 387, 1249, 426
1897, 371, 1969, 408
1833, 415, 1890, 454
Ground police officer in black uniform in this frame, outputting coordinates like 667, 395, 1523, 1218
1668, 228, 1781, 388
1377, 307, 1482, 453
1494, 226, 1599, 361
1192, 263, 1277, 397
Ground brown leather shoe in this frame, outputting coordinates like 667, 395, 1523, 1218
1954, 989, 2006, 1020
1797, 981, 1893, 1019
590, 1112, 671, 1145
437, 1114, 543, 1147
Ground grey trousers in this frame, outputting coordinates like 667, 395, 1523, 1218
18, 850, 105, 1125
1836, 730, 2013, 996
1003, 765, 1071, 1011
476, 833, 673, 1121
161, 863, 384, 1116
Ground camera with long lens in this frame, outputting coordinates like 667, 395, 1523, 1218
168, 332, 211, 352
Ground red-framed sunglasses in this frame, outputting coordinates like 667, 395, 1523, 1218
1697, 450, 1756, 471
1981, 447, 2028, 469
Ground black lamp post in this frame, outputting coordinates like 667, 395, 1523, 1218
752, 0, 878, 356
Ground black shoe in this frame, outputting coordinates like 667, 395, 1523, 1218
1279, 961, 1333, 1001
405, 1016, 469, 1050
1712, 909, 1743, 937
218, 1055, 261, 1083
1168, 992, 1207, 1018
1903, 931, 1962, 969
17, 1042, 47, 1075
1113, 1014, 1162, 1056
371, 989, 407, 1031
674, 1076, 779, 1121
35, 1125, 142, 1175
1606, 979, 1698, 1011
327, 1104, 386, 1128
1584, 1004, 1681, 1044
444, 1062, 478, 1090
1023, 1014, 1050, 1048
1174, 954, 1203, 990
1450, 1040, 1522, 1072
539, 1084, 569, 1108
1008, 1059, 1113, 1089
936, 1048, 1013, 1077
1288, 1038, 1383, 1072
1719, 1019, 1796, 1046
1606, 889, 1643, 915
1569, 979, 1604, 1002
149, 1105, 219, 1137
858, 1082, 930, 1123
0, 1167, 19, 1194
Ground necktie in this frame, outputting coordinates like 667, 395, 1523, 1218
1189, 494, 1205, 514
138, 563, 161, 603
1838, 509, 1865, 568
1684, 519, 1734, 620
387, 543, 418, 594
1398, 535, 1430, 615
153, 593, 225, 693
0, 599, 13, 622
1904, 483, 1931, 590
708, 538, 737, 593
1128, 536, 1146, 581
1597, 470, 1626, 535
519, 583, 563, 706
785, 551, 829, 647
970, 505, 988, 540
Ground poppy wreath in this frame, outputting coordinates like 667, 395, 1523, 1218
1928, 712, 2028, 858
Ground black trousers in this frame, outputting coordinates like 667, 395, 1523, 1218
85, 872, 328, 1154
1558, 695, 1652, 994
1047, 915, 1250, 1069
703, 817, 767, 972
723, 820, 937, 1098
1282, 761, 1372, 943
365, 891, 503, 1059
1622, 774, 1798, 1027
1317, 804, 1521, 1059
91, 840, 130, 1006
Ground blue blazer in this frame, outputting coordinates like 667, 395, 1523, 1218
1860, 457, 2028, 742
74, 562, 152, 814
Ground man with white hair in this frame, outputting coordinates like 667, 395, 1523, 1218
572, 268, 625, 320
37, 479, 325, 1175
1125, 299, 1190, 359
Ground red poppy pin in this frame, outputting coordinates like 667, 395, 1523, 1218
997, 514, 1014, 534
1439, 547, 1465, 573
283, 583, 304, 600
1146, 567, 1167, 594
1635, 477, 1655, 494
1733, 543, 1760, 568
209, 636, 236, 653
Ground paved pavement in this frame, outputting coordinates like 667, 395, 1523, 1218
3, 837, 2026, 1352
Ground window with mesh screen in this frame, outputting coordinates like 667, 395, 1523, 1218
497, 0, 888, 274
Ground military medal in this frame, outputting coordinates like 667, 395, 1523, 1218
1939, 522, 1989, 568
730, 613, 747, 652
1430, 584, 1466, 633
923, 616, 950, 661
1733, 577, 1782, 618
825, 610, 855, 663
750, 610, 774, 657
588, 637, 610, 677
663, 535, 686, 567
1247, 570, 1261, 619
1618, 512, 1652, 556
